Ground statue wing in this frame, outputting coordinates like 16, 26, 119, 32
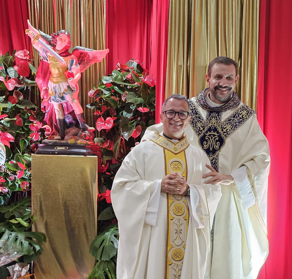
72, 47, 109, 73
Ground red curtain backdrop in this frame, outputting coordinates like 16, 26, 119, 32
0, 0, 30, 54
149, 0, 169, 122
106, 0, 152, 74
257, 0, 292, 278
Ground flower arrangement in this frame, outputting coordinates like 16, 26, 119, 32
87, 59, 155, 279
0, 50, 45, 276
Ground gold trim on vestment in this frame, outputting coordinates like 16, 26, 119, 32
151, 134, 189, 279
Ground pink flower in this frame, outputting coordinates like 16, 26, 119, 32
0, 131, 14, 147
0, 187, 8, 194
0, 114, 8, 119
17, 170, 24, 179
29, 121, 41, 132
29, 132, 40, 141
0, 177, 5, 183
17, 162, 26, 170
137, 107, 150, 113
96, 117, 114, 132
8, 175, 15, 181
14, 50, 30, 78
20, 181, 29, 192
122, 92, 128, 102
99, 189, 111, 203
0, 77, 21, 91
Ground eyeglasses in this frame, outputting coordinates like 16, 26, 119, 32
162, 110, 190, 120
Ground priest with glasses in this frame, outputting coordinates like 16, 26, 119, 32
111, 94, 222, 279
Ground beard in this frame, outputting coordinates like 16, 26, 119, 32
210, 85, 234, 103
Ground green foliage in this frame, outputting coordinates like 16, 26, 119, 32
0, 50, 45, 267
87, 59, 156, 278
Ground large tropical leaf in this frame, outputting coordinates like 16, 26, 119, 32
90, 224, 119, 261
0, 228, 46, 265
87, 259, 116, 279
0, 197, 31, 219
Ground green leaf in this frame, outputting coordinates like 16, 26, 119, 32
113, 86, 124, 94
119, 117, 136, 141
89, 224, 119, 261
88, 259, 116, 279
29, 63, 37, 74
102, 76, 113, 84
126, 92, 144, 105
98, 207, 116, 221
113, 133, 121, 160
0, 197, 31, 219
7, 67, 18, 78
5, 162, 19, 171
105, 97, 118, 108
20, 138, 28, 153
102, 149, 114, 161
16, 99, 36, 109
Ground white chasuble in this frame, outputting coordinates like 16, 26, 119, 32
111, 134, 221, 279
143, 91, 270, 279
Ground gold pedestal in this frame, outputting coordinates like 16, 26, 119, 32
31, 154, 98, 279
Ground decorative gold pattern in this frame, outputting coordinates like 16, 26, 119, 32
150, 133, 189, 154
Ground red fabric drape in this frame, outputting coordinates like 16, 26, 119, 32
106, 0, 152, 74
149, 0, 169, 123
0, 0, 30, 54
257, 0, 292, 278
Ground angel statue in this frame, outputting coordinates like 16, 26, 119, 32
26, 20, 109, 140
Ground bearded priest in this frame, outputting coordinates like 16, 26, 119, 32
111, 94, 222, 279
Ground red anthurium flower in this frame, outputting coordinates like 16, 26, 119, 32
0, 66, 3, 71
31, 143, 38, 152
0, 77, 21, 91
96, 117, 114, 131
29, 121, 42, 132
14, 50, 30, 62
0, 177, 5, 183
29, 132, 40, 141
142, 75, 155, 87
109, 108, 116, 116
0, 187, 8, 194
99, 139, 113, 150
13, 90, 24, 101
105, 83, 112, 88
101, 163, 109, 173
126, 73, 132, 79
101, 105, 110, 113
20, 181, 29, 192
88, 89, 98, 97
17, 162, 26, 170
15, 114, 23, 126
8, 95, 17, 104
94, 111, 101, 116
14, 60, 30, 77
132, 125, 142, 139
99, 189, 111, 203
17, 170, 24, 179
0, 114, 8, 119
137, 107, 150, 113
0, 131, 15, 147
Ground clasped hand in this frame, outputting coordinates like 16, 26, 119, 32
161, 173, 188, 195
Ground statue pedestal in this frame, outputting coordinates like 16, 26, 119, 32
31, 154, 98, 279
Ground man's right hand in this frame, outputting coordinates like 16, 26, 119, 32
161, 173, 188, 195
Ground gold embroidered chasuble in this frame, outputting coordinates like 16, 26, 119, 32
111, 133, 222, 279
151, 134, 190, 279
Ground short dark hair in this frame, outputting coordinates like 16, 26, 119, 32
162, 94, 189, 111
208, 56, 238, 77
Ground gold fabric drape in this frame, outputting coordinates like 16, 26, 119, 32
165, 0, 259, 111
28, 0, 107, 125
